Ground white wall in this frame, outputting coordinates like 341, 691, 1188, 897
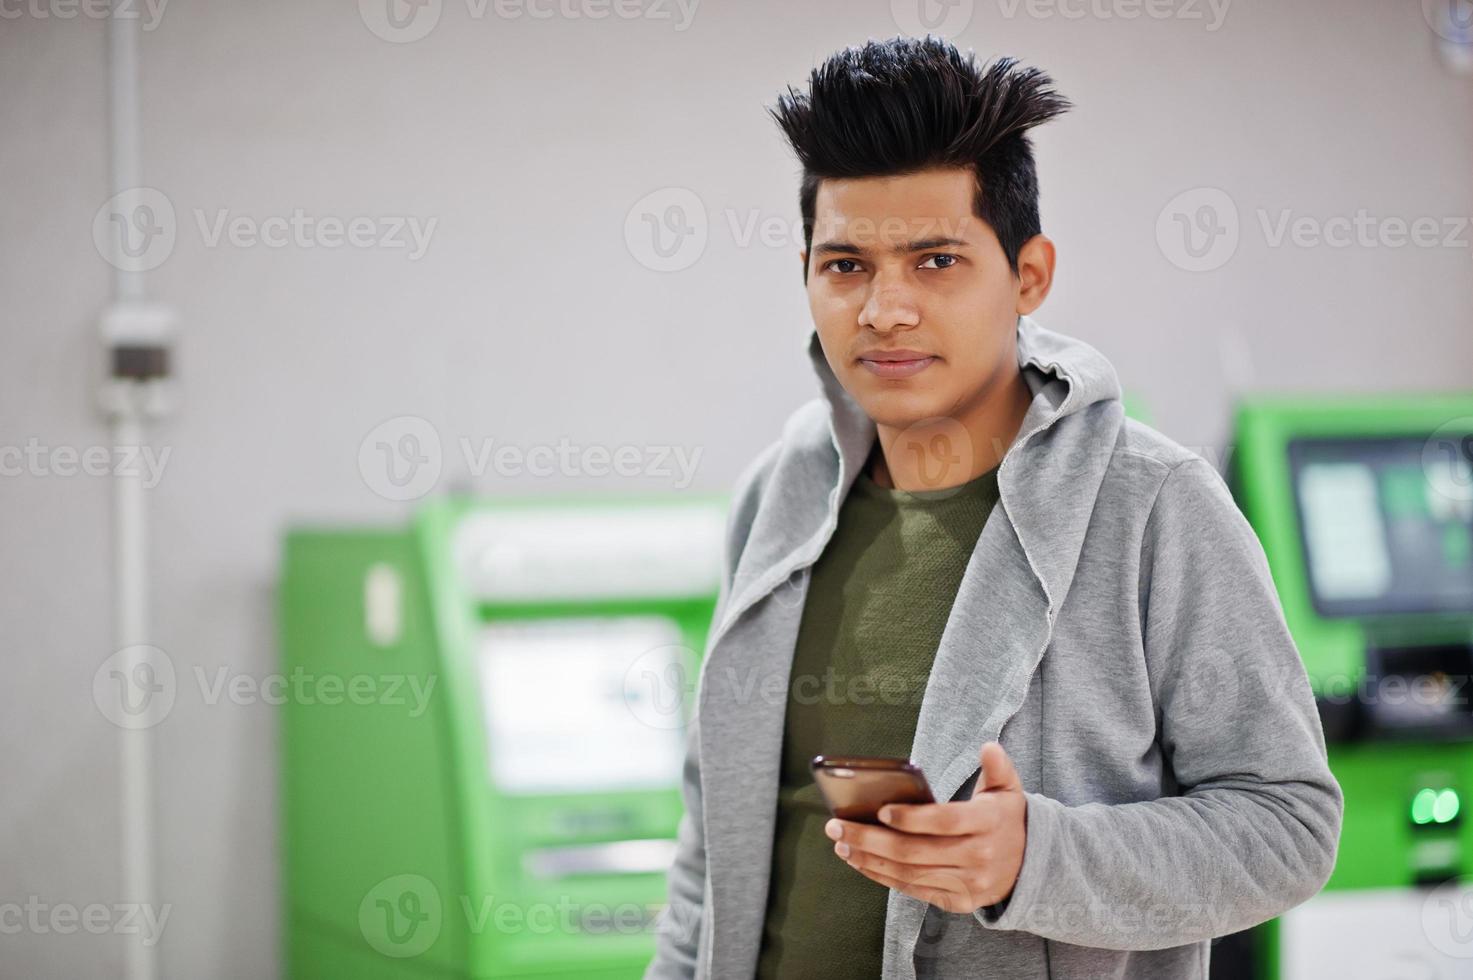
2, 0, 1470, 976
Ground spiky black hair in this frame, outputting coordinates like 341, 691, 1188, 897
768, 36, 1071, 277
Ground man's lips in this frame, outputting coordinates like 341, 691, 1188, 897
857, 349, 937, 379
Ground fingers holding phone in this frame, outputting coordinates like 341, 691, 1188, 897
810, 743, 1028, 915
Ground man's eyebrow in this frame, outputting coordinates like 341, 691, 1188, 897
811, 236, 970, 256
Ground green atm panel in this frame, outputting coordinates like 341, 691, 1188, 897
281, 496, 724, 979
1230, 395, 1473, 978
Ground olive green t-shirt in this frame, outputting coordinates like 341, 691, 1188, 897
754, 459, 1003, 979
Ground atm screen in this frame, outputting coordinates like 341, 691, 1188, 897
477, 616, 694, 794
1289, 436, 1473, 618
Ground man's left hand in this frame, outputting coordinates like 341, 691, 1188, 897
824, 741, 1027, 914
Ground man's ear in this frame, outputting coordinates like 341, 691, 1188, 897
1014, 234, 1055, 316
800, 249, 809, 286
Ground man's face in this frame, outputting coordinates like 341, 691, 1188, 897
803, 167, 1033, 431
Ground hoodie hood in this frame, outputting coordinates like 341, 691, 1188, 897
804, 314, 1123, 470
715, 315, 1127, 648
801, 314, 1126, 612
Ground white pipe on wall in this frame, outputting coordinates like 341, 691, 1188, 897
106, 6, 157, 980
111, 414, 155, 980
107, 3, 143, 303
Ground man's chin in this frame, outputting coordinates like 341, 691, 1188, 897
844, 386, 952, 432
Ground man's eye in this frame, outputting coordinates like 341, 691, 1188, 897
824, 258, 862, 274
920, 253, 959, 269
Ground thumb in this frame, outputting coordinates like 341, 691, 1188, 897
974, 741, 1022, 796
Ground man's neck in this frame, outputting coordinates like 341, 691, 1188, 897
868, 366, 1033, 492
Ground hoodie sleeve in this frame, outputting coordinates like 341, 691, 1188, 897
977, 457, 1344, 950
646, 442, 778, 979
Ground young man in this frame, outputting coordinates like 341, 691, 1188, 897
647, 35, 1342, 980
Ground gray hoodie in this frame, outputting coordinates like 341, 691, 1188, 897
647, 316, 1343, 979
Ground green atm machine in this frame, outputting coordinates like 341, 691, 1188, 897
1230, 395, 1473, 978
280, 496, 725, 979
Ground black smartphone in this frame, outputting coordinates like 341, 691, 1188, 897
810, 754, 936, 824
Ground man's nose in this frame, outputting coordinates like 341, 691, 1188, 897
859, 275, 921, 333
